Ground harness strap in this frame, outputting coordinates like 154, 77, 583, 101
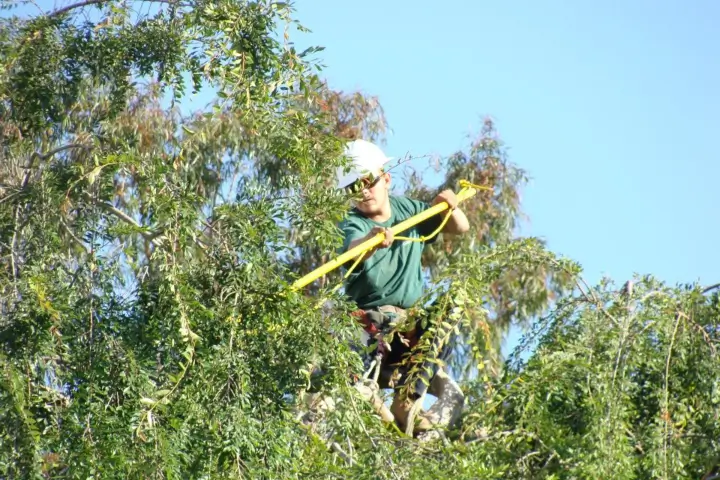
351, 307, 420, 350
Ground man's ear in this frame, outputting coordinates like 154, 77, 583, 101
384, 172, 391, 187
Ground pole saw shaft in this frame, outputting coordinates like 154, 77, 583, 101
291, 185, 480, 291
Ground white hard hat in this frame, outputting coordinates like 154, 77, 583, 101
335, 139, 393, 189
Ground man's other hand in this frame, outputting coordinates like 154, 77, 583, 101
433, 189, 458, 210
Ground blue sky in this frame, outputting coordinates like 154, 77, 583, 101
289, 0, 718, 286
285, 0, 720, 353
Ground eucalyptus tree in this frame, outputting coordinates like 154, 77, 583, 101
0, 1, 359, 477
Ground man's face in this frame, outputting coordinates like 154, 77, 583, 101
351, 172, 390, 215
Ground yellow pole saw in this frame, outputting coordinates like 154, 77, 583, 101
291, 180, 489, 291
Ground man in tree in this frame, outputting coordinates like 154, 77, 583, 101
337, 139, 470, 433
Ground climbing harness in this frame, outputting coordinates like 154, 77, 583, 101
290, 179, 492, 292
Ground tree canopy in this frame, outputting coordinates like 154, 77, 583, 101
1, 1, 718, 479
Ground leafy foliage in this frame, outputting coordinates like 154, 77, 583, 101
456, 278, 720, 479
1, 2, 718, 479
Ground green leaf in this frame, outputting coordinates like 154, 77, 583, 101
86, 165, 104, 185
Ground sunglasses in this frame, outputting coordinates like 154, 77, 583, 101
344, 171, 384, 195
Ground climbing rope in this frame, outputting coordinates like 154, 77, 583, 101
332, 208, 454, 294
394, 207, 454, 243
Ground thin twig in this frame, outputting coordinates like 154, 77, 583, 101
330, 441, 353, 466
48, 0, 172, 18
630, 290, 669, 309
59, 217, 90, 254
347, 384, 378, 448
518, 450, 541, 469
541, 451, 558, 470
688, 320, 716, 356
550, 258, 620, 327
23, 0, 45, 15
663, 311, 685, 479
10, 207, 21, 298
5, 143, 92, 203
0, 191, 20, 206
575, 275, 599, 304
38, 384, 70, 406
98, 201, 153, 236
638, 320, 657, 336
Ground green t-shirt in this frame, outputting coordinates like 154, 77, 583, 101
339, 195, 443, 310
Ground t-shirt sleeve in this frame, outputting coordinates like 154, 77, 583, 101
338, 217, 374, 271
340, 219, 368, 253
396, 196, 443, 244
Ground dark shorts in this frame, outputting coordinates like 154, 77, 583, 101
353, 302, 454, 399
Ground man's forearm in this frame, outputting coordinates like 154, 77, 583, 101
442, 208, 470, 234
431, 189, 470, 235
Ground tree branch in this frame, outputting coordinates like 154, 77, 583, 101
29, 143, 92, 168
92, 198, 165, 246
703, 283, 720, 295
48, 0, 173, 18
10, 206, 21, 298
663, 310, 684, 476
48, 0, 108, 18
88, 196, 209, 251
10, 144, 93, 197
0, 191, 21, 206
59, 217, 91, 254
549, 258, 620, 327
7, 143, 94, 293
